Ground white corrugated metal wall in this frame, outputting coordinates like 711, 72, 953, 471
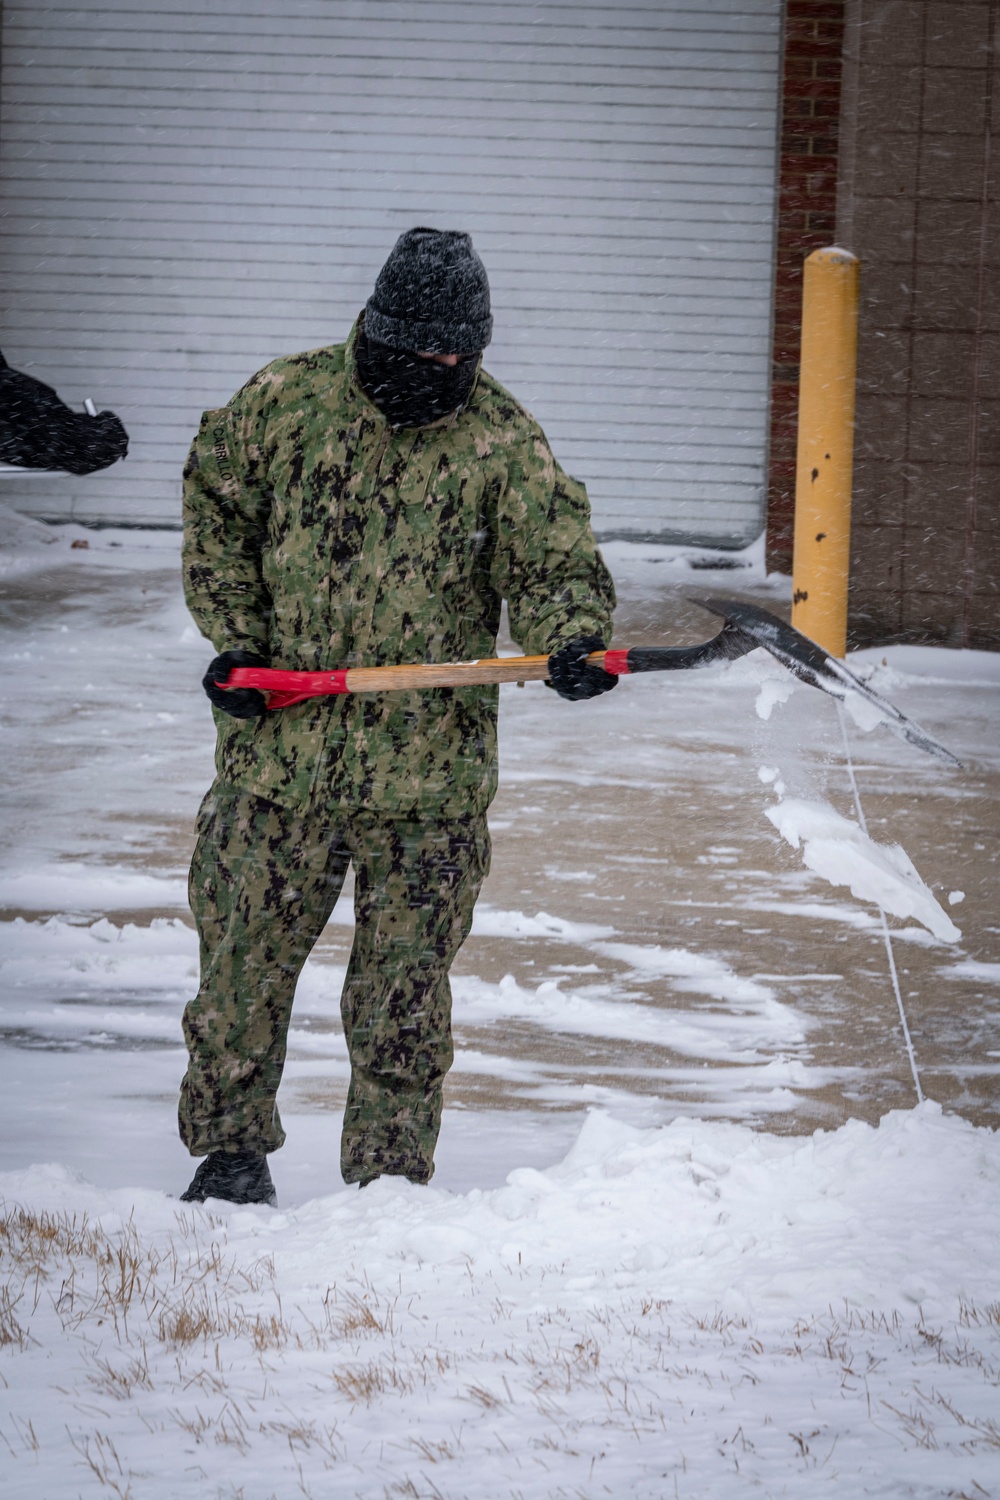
0, 0, 782, 542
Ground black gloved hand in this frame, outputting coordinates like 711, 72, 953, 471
546, 635, 619, 701
202, 649, 268, 719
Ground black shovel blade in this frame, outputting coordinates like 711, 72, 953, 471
695, 597, 963, 769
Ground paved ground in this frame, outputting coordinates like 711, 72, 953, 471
1, 531, 998, 1190
316, 584, 1000, 1133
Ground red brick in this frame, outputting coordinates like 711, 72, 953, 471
807, 104, 841, 127
782, 77, 842, 100
778, 180, 829, 205
777, 191, 817, 212
776, 233, 826, 257
786, 41, 843, 65
770, 0, 846, 563
785, 22, 843, 52
807, 168, 838, 193
779, 136, 840, 159
781, 156, 838, 180
774, 265, 809, 286
782, 113, 835, 135
787, 1, 845, 17
785, 19, 821, 44
775, 292, 808, 320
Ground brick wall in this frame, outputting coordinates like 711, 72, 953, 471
766, 0, 847, 574
841, 0, 998, 649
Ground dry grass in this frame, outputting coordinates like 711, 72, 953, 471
317, 1283, 395, 1340
0, 1283, 29, 1350
85, 1345, 153, 1400
68, 1429, 135, 1500
465, 1381, 504, 1409
4, 1199, 1000, 1491
0, 1200, 289, 1357
158, 1292, 290, 1350
331, 1358, 413, 1404
959, 1299, 1000, 1330
0, 1205, 105, 1267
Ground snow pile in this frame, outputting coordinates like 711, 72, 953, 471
759, 769, 961, 944
0, 501, 59, 551
599, 529, 787, 593
0, 865, 189, 912
851, 643, 1000, 690
2, 1105, 999, 1498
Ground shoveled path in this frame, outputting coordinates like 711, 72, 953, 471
0, 530, 997, 1206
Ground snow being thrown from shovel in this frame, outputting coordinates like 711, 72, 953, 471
759, 768, 961, 943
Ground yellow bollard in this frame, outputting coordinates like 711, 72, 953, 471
791, 247, 860, 658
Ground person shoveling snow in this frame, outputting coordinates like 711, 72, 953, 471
179, 228, 619, 1206
179, 230, 961, 1211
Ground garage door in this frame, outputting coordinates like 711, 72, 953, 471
0, 0, 782, 543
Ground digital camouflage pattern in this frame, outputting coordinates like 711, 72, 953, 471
181, 315, 615, 1181
182, 316, 616, 820
180, 784, 490, 1182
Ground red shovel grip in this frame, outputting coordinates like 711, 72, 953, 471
221, 667, 349, 709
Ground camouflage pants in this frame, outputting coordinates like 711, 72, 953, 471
179, 783, 490, 1184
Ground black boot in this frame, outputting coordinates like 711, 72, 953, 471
180, 1149, 277, 1207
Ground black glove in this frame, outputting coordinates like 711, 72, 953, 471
546, 635, 619, 701
202, 649, 268, 719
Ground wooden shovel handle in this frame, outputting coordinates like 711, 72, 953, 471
346, 653, 608, 691
225, 652, 624, 708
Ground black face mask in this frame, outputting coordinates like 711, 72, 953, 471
355, 332, 479, 428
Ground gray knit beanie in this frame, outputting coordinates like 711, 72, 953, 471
365, 227, 493, 355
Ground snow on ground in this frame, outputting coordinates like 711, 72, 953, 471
1, 522, 999, 1496
3, 1108, 1000, 1498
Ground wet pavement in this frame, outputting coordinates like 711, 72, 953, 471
1, 531, 998, 1177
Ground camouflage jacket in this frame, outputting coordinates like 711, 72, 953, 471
182, 318, 616, 817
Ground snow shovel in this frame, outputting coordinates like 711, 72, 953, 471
220, 597, 960, 768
